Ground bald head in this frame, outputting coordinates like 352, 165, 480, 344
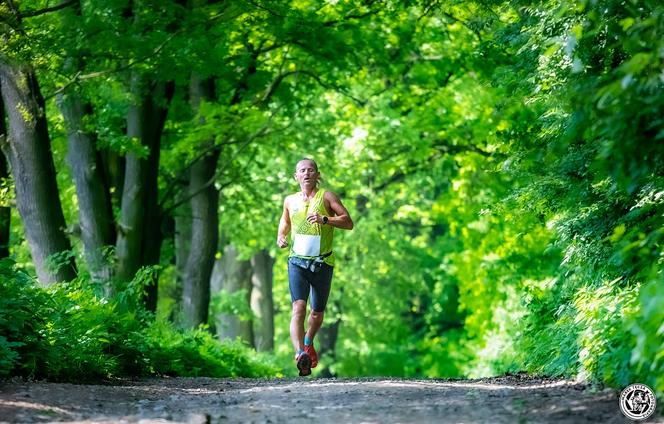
295, 158, 318, 173
294, 158, 320, 188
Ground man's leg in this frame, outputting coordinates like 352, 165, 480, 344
304, 264, 333, 368
306, 264, 333, 340
288, 260, 312, 376
291, 300, 312, 376
290, 300, 307, 353
305, 310, 324, 343
288, 260, 309, 354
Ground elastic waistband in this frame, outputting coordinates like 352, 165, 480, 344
290, 250, 333, 260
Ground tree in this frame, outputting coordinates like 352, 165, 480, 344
57, 0, 115, 288
114, 0, 181, 310
179, 74, 219, 328
0, 93, 10, 258
211, 244, 253, 345
250, 249, 274, 351
0, 0, 77, 285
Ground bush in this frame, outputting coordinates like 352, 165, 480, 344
0, 260, 280, 381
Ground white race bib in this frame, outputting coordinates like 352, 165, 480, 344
292, 234, 321, 257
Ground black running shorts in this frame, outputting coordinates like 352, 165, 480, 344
288, 257, 334, 312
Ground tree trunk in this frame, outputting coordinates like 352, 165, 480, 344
173, 198, 191, 321
0, 63, 76, 283
180, 150, 219, 327
114, 0, 180, 310
55, 0, 115, 290
250, 249, 274, 351
210, 245, 253, 344
115, 73, 173, 311
0, 93, 10, 258
58, 89, 115, 287
99, 148, 124, 211
180, 74, 220, 328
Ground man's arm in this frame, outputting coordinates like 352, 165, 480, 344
277, 197, 291, 248
323, 191, 354, 230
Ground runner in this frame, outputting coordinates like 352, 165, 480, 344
276, 158, 354, 376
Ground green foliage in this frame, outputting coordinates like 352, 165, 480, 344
248, 1, 664, 395
123, 321, 277, 378
210, 289, 254, 323
0, 260, 279, 381
457, 0, 664, 399
1, 0, 662, 399
632, 278, 664, 394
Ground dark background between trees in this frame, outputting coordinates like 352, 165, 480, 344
0, 0, 662, 395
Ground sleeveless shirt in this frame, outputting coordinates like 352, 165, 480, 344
289, 189, 335, 266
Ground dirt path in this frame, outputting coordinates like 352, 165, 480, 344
0, 375, 659, 423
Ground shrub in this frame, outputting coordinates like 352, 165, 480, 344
0, 260, 280, 381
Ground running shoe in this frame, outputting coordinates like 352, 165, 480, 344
296, 351, 312, 376
304, 343, 318, 368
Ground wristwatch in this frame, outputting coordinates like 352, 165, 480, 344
322, 216, 329, 225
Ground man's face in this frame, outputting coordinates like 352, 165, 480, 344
294, 160, 319, 186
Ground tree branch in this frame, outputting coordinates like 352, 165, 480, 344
163, 122, 271, 214
161, 102, 296, 214
432, 140, 496, 157
261, 69, 366, 107
371, 140, 499, 192
441, 11, 482, 43
2, 0, 26, 33
240, 0, 288, 19
242, 0, 379, 29
259, 70, 298, 105
46, 31, 179, 100
20, 0, 78, 18
322, 6, 380, 27
158, 137, 251, 209
5, 0, 21, 17
418, 0, 441, 21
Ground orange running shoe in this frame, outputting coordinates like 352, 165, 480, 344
296, 351, 311, 376
304, 343, 318, 368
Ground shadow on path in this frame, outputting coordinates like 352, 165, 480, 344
0, 376, 659, 423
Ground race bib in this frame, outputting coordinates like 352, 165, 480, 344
292, 234, 321, 257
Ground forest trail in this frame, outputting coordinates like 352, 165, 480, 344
2, 375, 658, 424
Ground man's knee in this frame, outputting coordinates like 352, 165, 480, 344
292, 300, 306, 318
310, 309, 324, 322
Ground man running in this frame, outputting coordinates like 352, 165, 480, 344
277, 158, 354, 376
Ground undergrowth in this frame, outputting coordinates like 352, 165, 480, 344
0, 259, 280, 381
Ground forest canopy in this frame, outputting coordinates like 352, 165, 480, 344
0, 0, 662, 397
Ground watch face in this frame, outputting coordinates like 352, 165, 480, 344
323, 216, 328, 224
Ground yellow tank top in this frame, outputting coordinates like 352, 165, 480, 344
289, 189, 335, 266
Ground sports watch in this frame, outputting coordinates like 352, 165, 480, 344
322, 216, 329, 225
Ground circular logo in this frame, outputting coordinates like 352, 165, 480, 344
619, 384, 657, 421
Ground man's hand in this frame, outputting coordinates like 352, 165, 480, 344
277, 197, 291, 248
307, 212, 322, 224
